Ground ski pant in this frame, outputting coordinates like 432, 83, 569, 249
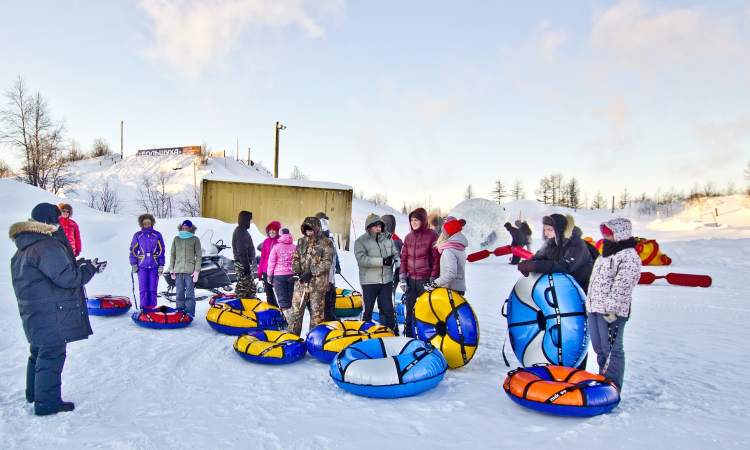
588, 312, 628, 390
137, 267, 159, 309
26, 344, 67, 412
403, 278, 428, 338
272, 275, 295, 309
324, 283, 337, 321
260, 274, 278, 307
362, 282, 396, 333
174, 273, 196, 316
234, 262, 256, 299
285, 279, 326, 336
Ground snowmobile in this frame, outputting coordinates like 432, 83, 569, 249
161, 230, 237, 301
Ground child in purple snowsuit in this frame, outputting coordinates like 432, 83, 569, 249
129, 214, 165, 309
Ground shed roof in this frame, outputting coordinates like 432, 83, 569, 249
203, 174, 353, 191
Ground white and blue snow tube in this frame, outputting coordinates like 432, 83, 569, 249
372, 298, 406, 324
330, 337, 448, 398
504, 273, 588, 367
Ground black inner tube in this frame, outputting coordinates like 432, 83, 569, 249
435, 321, 447, 336
536, 309, 546, 331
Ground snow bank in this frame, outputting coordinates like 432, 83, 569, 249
448, 198, 508, 251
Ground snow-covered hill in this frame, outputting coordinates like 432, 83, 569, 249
1, 176, 749, 449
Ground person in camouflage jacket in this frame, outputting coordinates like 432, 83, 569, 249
286, 217, 334, 336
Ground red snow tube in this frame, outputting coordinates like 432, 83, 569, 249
131, 306, 193, 329
87, 295, 132, 316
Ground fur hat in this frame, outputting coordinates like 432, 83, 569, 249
58, 203, 73, 215
138, 213, 156, 228
542, 214, 575, 244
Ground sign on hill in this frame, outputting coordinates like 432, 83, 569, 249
137, 146, 201, 156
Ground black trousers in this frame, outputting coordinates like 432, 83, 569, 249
261, 274, 278, 307
403, 278, 428, 337
362, 282, 396, 332
27, 343, 67, 410
324, 282, 337, 321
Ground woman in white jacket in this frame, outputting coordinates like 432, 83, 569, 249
426, 216, 468, 295
586, 217, 641, 391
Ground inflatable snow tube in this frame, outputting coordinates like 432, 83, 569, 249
635, 239, 672, 266
234, 330, 306, 364
87, 295, 131, 316
503, 365, 620, 417
206, 298, 286, 335
335, 288, 363, 317
373, 292, 406, 324
306, 320, 394, 363
414, 288, 479, 369
131, 306, 193, 329
504, 273, 588, 367
330, 337, 448, 398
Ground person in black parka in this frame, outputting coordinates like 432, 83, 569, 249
517, 213, 594, 292
10, 203, 104, 416
504, 222, 526, 265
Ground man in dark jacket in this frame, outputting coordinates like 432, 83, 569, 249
232, 210, 256, 298
504, 222, 526, 265
10, 203, 105, 416
517, 214, 594, 292
398, 208, 438, 337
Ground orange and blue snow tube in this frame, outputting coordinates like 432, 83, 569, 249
503, 365, 620, 417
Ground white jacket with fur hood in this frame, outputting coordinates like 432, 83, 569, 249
586, 218, 641, 318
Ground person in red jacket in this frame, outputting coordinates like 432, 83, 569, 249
57, 203, 82, 257
398, 208, 438, 337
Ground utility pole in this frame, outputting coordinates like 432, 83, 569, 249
247, 147, 251, 166
120, 120, 124, 159
611, 196, 615, 213
274, 121, 286, 178
236, 138, 239, 161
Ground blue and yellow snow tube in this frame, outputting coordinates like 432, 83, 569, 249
206, 298, 286, 335
414, 288, 479, 369
504, 273, 588, 367
87, 295, 131, 316
305, 320, 394, 363
131, 305, 193, 329
503, 365, 620, 417
335, 288, 363, 317
234, 330, 306, 365
330, 337, 448, 398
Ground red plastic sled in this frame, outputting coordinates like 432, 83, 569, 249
639, 272, 712, 288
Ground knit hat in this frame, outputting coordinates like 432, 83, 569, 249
181, 219, 194, 228
31, 203, 61, 225
600, 223, 614, 237
443, 216, 466, 236
266, 221, 281, 233
280, 228, 290, 235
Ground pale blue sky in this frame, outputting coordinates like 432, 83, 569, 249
1, 0, 749, 210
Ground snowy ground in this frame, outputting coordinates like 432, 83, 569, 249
0, 179, 748, 449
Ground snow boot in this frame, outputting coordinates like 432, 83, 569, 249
35, 401, 75, 416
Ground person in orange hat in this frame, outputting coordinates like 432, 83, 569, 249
58, 203, 82, 257
425, 216, 468, 295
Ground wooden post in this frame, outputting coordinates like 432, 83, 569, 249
611, 196, 615, 213
120, 120, 123, 159
274, 122, 280, 178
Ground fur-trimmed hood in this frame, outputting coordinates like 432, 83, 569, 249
9, 220, 59, 251
300, 216, 323, 238
543, 213, 576, 245
176, 223, 197, 233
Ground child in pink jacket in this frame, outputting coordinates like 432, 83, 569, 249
267, 229, 296, 310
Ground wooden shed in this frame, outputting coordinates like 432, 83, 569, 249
201, 175, 354, 249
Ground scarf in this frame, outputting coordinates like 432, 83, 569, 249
178, 231, 194, 239
601, 237, 637, 257
436, 240, 465, 254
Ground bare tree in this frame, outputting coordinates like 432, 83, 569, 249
367, 193, 388, 206
290, 166, 308, 180
491, 178, 507, 204
67, 139, 86, 162
591, 191, 605, 209
725, 181, 736, 196
464, 184, 474, 200
0, 160, 12, 178
90, 137, 112, 157
619, 188, 630, 209
0, 76, 75, 193
549, 174, 564, 206
86, 179, 120, 213
536, 176, 552, 204
564, 177, 582, 210
137, 172, 173, 218
511, 179, 525, 200
178, 190, 201, 216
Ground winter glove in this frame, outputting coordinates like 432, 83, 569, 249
76, 257, 89, 267
131, 265, 138, 274
171, 272, 177, 280
91, 258, 107, 274
382, 255, 394, 267
423, 281, 438, 292
517, 260, 535, 277
192, 271, 199, 283
300, 271, 313, 284
603, 312, 618, 323
157, 266, 164, 275
428, 277, 435, 284
335, 266, 342, 275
